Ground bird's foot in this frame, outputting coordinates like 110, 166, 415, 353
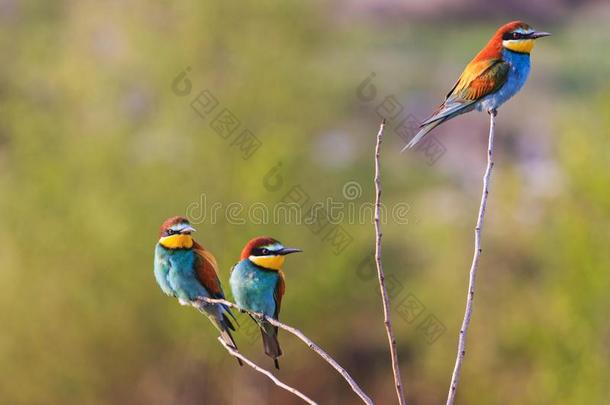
487, 108, 497, 117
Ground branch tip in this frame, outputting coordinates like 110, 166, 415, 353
445, 111, 497, 405
373, 120, 407, 405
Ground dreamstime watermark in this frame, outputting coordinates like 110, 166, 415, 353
167, 68, 443, 361
262, 162, 354, 255
186, 182, 413, 227
356, 72, 447, 165
356, 252, 447, 344
171, 66, 262, 160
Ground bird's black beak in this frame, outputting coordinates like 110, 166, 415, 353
530, 31, 551, 39
279, 247, 302, 256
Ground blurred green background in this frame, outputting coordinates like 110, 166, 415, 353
1, 1, 609, 404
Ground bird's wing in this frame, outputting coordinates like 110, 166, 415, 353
421, 58, 510, 126
192, 241, 224, 298
273, 271, 286, 320
192, 241, 239, 326
450, 58, 510, 101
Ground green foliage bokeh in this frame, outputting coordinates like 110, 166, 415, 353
0, 1, 608, 404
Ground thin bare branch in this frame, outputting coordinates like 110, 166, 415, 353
216, 337, 318, 405
201, 297, 374, 405
374, 119, 407, 405
446, 110, 497, 405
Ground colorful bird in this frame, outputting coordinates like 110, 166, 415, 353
403, 21, 550, 151
229, 237, 302, 369
153, 216, 242, 365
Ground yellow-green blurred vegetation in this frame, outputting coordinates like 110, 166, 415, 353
1, 1, 609, 404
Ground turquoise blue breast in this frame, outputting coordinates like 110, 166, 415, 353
479, 49, 531, 111
230, 260, 278, 317
154, 244, 211, 302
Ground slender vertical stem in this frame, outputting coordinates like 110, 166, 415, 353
374, 119, 407, 405
446, 110, 497, 405
217, 337, 318, 405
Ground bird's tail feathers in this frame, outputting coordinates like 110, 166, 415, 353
401, 101, 475, 151
401, 119, 445, 152
218, 326, 243, 367
222, 305, 239, 327
209, 312, 243, 367
261, 324, 282, 370
222, 313, 236, 331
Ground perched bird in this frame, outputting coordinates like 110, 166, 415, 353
230, 237, 302, 369
153, 216, 242, 365
403, 21, 550, 150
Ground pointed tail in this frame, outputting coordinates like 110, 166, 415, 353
401, 101, 476, 152
261, 323, 282, 370
401, 119, 445, 152
211, 310, 243, 367
219, 327, 243, 366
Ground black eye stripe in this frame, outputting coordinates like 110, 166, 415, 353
503, 31, 532, 41
252, 247, 273, 256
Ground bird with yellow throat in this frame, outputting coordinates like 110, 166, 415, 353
153, 216, 242, 365
403, 21, 550, 150
230, 237, 302, 369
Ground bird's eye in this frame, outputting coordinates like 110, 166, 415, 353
512, 32, 520, 39
167, 229, 176, 236
261, 248, 269, 255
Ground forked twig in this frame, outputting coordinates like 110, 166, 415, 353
216, 337, 318, 405
200, 297, 373, 405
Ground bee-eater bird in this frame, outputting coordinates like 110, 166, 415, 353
229, 237, 302, 369
402, 21, 550, 151
153, 216, 242, 365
